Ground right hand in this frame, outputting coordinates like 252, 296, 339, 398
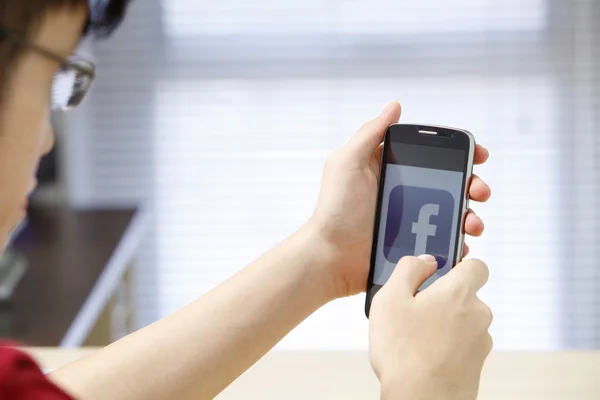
369, 255, 493, 400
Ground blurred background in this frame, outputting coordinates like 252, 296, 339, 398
3, 0, 598, 351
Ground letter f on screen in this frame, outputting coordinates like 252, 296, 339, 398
411, 203, 440, 255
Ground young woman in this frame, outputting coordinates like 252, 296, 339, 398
0, 1, 493, 399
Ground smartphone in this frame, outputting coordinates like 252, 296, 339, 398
365, 124, 475, 317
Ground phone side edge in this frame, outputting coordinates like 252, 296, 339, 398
365, 127, 394, 318
454, 129, 476, 265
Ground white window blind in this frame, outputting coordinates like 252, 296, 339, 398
65, 0, 600, 350
152, 76, 560, 350
163, 0, 547, 36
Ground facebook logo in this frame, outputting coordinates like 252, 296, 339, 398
384, 185, 455, 269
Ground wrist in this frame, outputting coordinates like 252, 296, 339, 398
297, 221, 345, 302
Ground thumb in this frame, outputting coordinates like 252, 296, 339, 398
386, 255, 438, 297
347, 101, 401, 160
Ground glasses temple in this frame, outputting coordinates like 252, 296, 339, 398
0, 25, 95, 78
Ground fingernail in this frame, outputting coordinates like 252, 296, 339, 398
418, 254, 437, 264
382, 101, 396, 114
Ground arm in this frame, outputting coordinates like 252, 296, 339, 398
49, 224, 336, 400
49, 102, 490, 400
46, 102, 406, 400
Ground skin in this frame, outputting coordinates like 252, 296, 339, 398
0, 7, 85, 246
0, 6, 493, 400
370, 255, 493, 400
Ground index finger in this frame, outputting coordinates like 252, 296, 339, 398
447, 258, 489, 293
474, 144, 489, 165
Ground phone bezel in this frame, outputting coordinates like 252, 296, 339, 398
364, 124, 475, 317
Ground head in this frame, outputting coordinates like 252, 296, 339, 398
0, 0, 129, 246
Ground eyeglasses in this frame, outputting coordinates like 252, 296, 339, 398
0, 26, 95, 110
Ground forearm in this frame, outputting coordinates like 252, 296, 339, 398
49, 224, 336, 400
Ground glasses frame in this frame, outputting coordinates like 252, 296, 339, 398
0, 25, 96, 108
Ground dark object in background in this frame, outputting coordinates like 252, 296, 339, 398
0, 128, 58, 305
0, 248, 27, 301
36, 147, 58, 185
2, 208, 136, 345
0, 220, 28, 314
30, 123, 65, 208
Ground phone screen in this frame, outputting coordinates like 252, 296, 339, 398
372, 142, 468, 290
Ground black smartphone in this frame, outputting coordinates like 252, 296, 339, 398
365, 124, 475, 317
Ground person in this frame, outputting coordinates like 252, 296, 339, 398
0, 1, 493, 399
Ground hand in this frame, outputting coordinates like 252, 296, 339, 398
369, 255, 493, 400
308, 101, 491, 298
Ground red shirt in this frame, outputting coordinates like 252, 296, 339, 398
0, 345, 74, 399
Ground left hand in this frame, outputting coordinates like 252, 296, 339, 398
308, 101, 491, 298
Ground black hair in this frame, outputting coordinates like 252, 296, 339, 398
86, 0, 132, 39
0, 0, 131, 38
0, 0, 131, 95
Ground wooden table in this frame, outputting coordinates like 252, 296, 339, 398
28, 348, 600, 399
0, 208, 144, 347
